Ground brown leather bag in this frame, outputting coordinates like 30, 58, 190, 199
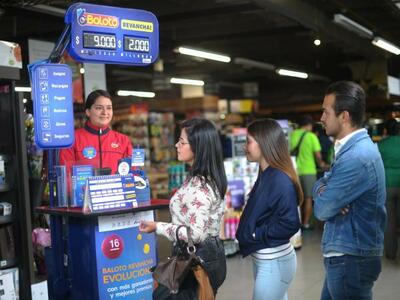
152, 226, 199, 294
192, 265, 215, 300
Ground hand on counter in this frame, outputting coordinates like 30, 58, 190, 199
139, 220, 157, 233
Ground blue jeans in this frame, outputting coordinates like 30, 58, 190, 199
252, 250, 297, 300
321, 255, 381, 300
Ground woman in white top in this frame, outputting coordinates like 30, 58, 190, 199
140, 118, 227, 299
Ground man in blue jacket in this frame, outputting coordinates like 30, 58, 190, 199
313, 81, 386, 300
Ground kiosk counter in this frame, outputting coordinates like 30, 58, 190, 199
36, 199, 169, 300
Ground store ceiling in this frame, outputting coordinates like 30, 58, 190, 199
1, 0, 400, 110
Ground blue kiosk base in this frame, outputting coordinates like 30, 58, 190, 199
37, 199, 169, 300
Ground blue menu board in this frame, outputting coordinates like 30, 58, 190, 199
32, 64, 74, 149
65, 2, 159, 65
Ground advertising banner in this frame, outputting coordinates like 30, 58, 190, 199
95, 211, 156, 300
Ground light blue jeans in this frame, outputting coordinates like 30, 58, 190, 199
252, 250, 297, 300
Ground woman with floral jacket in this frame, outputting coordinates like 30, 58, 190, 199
140, 118, 227, 299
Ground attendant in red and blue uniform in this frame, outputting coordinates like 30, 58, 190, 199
59, 90, 132, 175
236, 118, 302, 300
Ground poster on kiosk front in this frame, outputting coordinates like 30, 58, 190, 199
95, 211, 156, 300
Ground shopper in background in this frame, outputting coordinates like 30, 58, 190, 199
378, 118, 400, 260
314, 81, 386, 300
59, 89, 132, 174
139, 118, 227, 299
313, 123, 333, 167
290, 115, 324, 229
236, 118, 302, 300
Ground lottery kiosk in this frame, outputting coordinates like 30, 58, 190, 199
34, 3, 167, 299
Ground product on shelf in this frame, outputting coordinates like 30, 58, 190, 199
220, 156, 258, 255
0, 267, 18, 299
168, 163, 187, 193
0, 225, 16, 269
113, 109, 150, 164
148, 112, 176, 163
0, 155, 11, 191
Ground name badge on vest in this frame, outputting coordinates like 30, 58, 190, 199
83, 146, 97, 159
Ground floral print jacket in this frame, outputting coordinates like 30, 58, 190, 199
156, 176, 224, 244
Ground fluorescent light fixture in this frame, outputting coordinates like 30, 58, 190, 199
372, 37, 400, 55
277, 68, 308, 79
15, 86, 31, 92
117, 90, 156, 98
234, 57, 275, 71
178, 47, 231, 63
333, 13, 373, 38
170, 77, 205, 86
31, 4, 66, 17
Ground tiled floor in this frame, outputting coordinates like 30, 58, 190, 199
218, 230, 400, 299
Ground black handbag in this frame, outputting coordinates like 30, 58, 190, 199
152, 225, 200, 295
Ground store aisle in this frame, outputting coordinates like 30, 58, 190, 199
218, 230, 400, 300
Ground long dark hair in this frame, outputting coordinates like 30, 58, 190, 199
181, 118, 227, 199
247, 118, 303, 205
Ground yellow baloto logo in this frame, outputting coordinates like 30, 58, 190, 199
121, 19, 153, 32
85, 13, 119, 28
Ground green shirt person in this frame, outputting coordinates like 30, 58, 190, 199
290, 115, 324, 229
290, 128, 322, 175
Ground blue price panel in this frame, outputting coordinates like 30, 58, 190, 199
32, 64, 74, 149
65, 2, 159, 65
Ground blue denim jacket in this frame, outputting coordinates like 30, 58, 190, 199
313, 130, 386, 256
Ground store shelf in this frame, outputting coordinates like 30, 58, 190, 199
148, 173, 169, 179
0, 258, 17, 270
0, 214, 13, 226
0, 184, 11, 192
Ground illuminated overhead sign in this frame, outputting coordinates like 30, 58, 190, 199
65, 2, 159, 65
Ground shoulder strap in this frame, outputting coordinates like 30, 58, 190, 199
176, 225, 196, 254
293, 131, 308, 152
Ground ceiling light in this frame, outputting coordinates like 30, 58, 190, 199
234, 57, 275, 71
170, 77, 205, 86
15, 86, 31, 92
277, 68, 308, 79
177, 47, 231, 63
116, 90, 156, 98
79, 67, 85, 74
372, 37, 400, 55
314, 39, 321, 46
29, 4, 66, 17
333, 13, 373, 38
